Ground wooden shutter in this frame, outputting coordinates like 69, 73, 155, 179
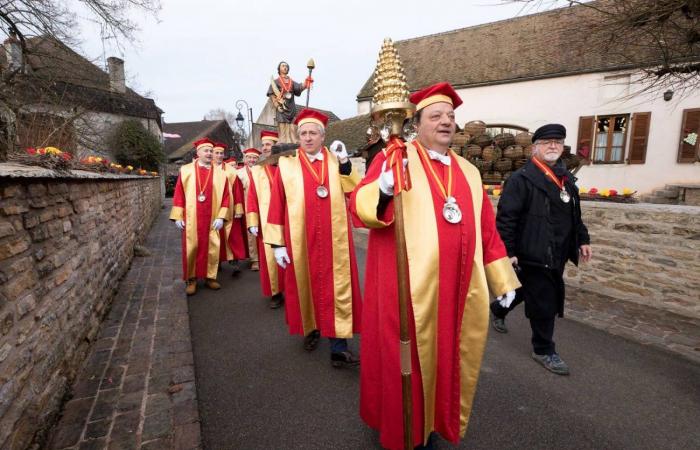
576, 116, 595, 159
678, 108, 700, 163
628, 112, 651, 164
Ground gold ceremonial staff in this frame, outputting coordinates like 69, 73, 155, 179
370, 38, 415, 450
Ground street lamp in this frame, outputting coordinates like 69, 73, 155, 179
235, 99, 253, 147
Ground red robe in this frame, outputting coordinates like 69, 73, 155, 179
265, 148, 362, 338
350, 142, 520, 449
219, 163, 248, 262
246, 164, 284, 296
170, 162, 230, 280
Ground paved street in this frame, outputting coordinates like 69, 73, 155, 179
189, 241, 700, 450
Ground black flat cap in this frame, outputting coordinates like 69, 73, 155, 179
532, 124, 566, 143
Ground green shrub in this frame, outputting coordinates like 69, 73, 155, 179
109, 119, 165, 171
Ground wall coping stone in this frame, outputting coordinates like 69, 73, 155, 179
0, 163, 159, 180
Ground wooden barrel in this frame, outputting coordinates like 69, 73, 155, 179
502, 171, 513, 181
482, 145, 502, 161
494, 133, 515, 148
472, 134, 493, 148
465, 144, 482, 158
464, 120, 486, 136
449, 146, 463, 157
513, 158, 528, 170
523, 144, 533, 158
494, 158, 513, 172
503, 145, 524, 159
515, 132, 533, 146
483, 171, 503, 183
471, 158, 493, 172
452, 131, 471, 147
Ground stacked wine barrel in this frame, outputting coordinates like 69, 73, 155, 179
450, 120, 534, 184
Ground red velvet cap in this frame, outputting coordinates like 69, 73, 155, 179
409, 82, 463, 111
243, 148, 262, 156
212, 142, 227, 151
294, 109, 328, 128
193, 138, 215, 150
260, 130, 279, 142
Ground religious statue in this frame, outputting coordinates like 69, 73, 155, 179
266, 61, 313, 144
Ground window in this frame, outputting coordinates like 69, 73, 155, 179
592, 114, 629, 163
678, 108, 700, 163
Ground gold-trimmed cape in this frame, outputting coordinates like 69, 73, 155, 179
264, 148, 362, 338
351, 141, 519, 448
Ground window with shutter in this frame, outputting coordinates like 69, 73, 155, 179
592, 114, 629, 163
576, 116, 595, 160
628, 112, 651, 164
678, 109, 700, 163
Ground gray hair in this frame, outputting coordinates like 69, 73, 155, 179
297, 123, 325, 137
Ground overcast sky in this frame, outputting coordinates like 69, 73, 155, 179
74, 0, 536, 124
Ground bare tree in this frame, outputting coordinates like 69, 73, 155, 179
503, 0, 700, 98
204, 108, 238, 129
0, 0, 161, 160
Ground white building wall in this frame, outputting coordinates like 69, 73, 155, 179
357, 71, 700, 194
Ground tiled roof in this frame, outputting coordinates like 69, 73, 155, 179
357, 1, 679, 100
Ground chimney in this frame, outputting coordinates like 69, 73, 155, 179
4, 30, 22, 73
107, 56, 126, 94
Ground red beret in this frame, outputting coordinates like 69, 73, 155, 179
260, 130, 279, 142
409, 82, 463, 111
243, 148, 262, 156
294, 109, 328, 128
193, 138, 215, 150
212, 142, 226, 151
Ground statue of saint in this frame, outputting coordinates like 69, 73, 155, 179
266, 61, 312, 143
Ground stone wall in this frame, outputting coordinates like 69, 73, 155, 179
487, 196, 700, 362
0, 165, 162, 449
563, 201, 700, 362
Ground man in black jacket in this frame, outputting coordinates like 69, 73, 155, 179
493, 124, 592, 375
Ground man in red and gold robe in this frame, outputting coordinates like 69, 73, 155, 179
350, 82, 520, 449
170, 138, 231, 295
265, 109, 362, 367
246, 131, 285, 309
237, 147, 261, 271
213, 142, 247, 274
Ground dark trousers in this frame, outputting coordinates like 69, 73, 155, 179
491, 300, 556, 356
329, 338, 347, 353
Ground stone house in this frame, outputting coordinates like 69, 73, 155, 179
0, 35, 162, 158
355, 3, 700, 196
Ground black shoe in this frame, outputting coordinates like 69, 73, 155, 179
303, 330, 321, 352
490, 301, 508, 333
492, 317, 508, 333
331, 350, 360, 368
269, 293, 284, 309
532, 352, 570, 375
230, 261, 241, 276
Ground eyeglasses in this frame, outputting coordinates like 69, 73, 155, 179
534, 139, 565, 146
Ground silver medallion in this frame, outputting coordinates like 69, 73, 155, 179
284, 92, 292, 100
316, 185, 329, 198
197, 194, 206, 203
560, 189, 571, 203
443, 201, 462, 224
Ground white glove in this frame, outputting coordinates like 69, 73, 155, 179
330, 140, 349, 163
212, 218, 224, 231
234, 213, 243, 219
497, 290, 516, 308
248, 226, 259, 236
175, 220, 185, 230
378, 159, 408, 196
273, 246, 291, 268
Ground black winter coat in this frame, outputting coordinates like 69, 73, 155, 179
496, 160, 590, 270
